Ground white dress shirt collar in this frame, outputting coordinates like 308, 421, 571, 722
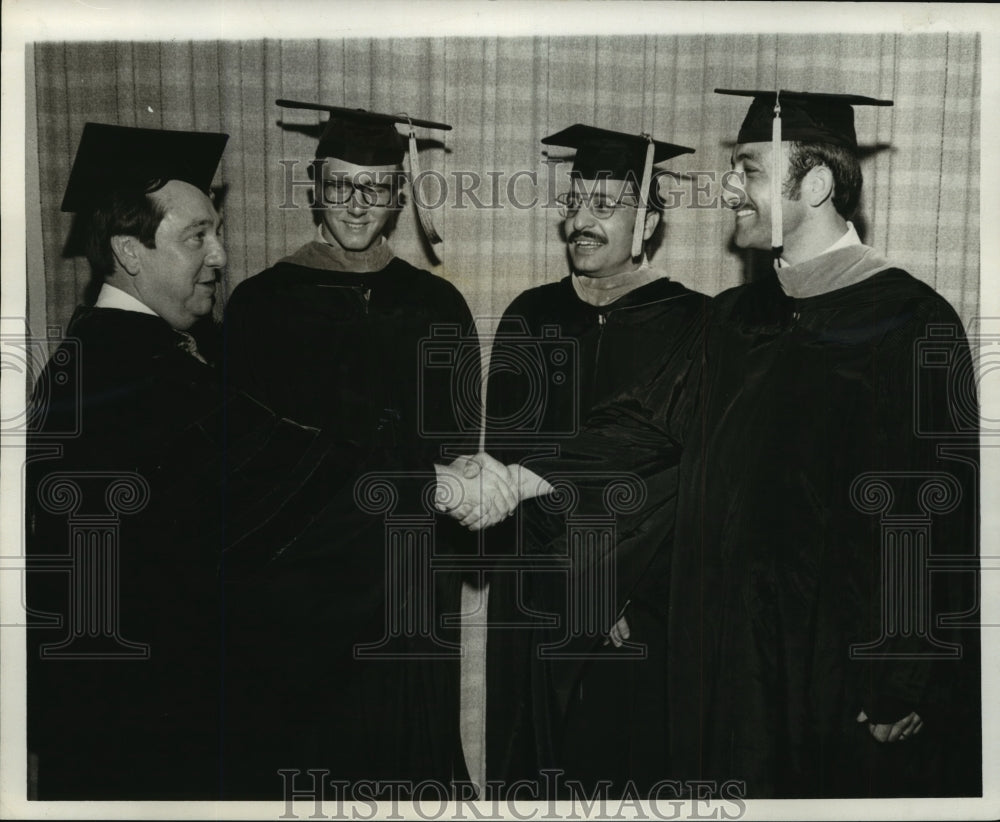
777, 221, 861, 269
94, 283, 159, 317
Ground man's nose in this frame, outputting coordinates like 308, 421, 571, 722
347, 187, 370, 214
721, 171, 746, 209
571, 201, 596, 230
206, 235, 227, 268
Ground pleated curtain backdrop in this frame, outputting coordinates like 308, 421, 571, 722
31, 33, 980, 341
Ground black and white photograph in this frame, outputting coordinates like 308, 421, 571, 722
1, 1, 997, 819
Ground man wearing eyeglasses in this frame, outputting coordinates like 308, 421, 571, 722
483, 125, 708, 796
220, 104, 501, 794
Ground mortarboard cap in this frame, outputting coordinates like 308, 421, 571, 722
276, 99, 451, 165
277, 99, 452, 246
542, 123, 694, 258
61, 123, 228, 213
716, 89, 892, 150
715, 88, 892, 256
542, 123, 694, 181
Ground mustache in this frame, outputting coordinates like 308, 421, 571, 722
567, 230, 606, 244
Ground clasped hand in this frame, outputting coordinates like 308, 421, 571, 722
856, 710, 923, 743
434, 453, 552, 531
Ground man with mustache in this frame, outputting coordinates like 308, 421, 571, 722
484, 124, 707, 795
658, 89, 980, 797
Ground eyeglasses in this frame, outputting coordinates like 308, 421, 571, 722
322, 179, 395, 207
555, 191, 641, 219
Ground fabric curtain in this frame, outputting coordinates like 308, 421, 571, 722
32, 33, 980, 338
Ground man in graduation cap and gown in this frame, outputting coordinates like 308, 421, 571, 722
222, 102, 494, 794
24, 123, 379, 799
647, 89, 981, 797
483, 124, 708, 795
25, 122, 496, 800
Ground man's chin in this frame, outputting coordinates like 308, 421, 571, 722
571, 256, 639, 279
568, 254, 606, 274
331, 235, 379, 252
731, 232, 763, 252
188, 300, 216, 323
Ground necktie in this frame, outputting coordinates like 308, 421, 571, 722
176, 331, 208, 365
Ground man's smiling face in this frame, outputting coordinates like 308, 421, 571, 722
319, 157, 400, 252
130, 180, 226, 330
564, 176, 653, 278
725, 142, 808, 252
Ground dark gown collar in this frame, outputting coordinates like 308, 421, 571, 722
68, 306, 213, 366
563, 270, 690, 313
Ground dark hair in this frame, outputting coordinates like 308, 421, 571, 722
784, 141, 863, 219
85, 178, 170, 278
646, 170, 671, 216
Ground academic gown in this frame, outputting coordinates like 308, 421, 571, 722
25, 307, 367, 799
659, 262, 981, 797
483, 274, 708, 795
222, 246, 479, 795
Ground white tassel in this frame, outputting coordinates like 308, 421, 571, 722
631, 135, 655, 259
771, 92, 783, 255
408, 126, 442, 246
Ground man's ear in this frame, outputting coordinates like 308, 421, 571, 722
642, 208, 661, 242
110, 235, 142, 276
803, 165, 835, 208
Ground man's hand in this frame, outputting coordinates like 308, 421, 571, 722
604, 615, 631, 648
856, 710, 923, 743
508, 462, 555, 501
434, 454, 518, 530
434, 453, 555, 531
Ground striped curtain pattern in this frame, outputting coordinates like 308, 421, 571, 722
32, 33, 980, 338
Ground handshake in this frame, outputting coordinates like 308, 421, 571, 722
433, 452, 553, 531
